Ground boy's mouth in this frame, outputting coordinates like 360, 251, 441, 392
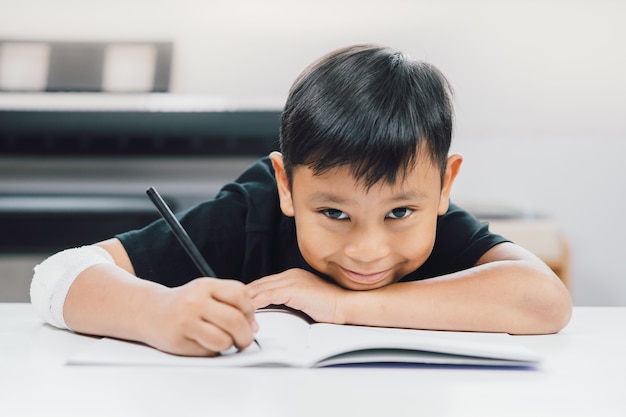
340, 267, 391, 286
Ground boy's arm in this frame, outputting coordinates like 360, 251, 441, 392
247, 242, 572, 334
341, 242, 572, 334
38, 238, 258, 355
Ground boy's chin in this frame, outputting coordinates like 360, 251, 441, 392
332, 274, 396, 291
317, 264, 403, 290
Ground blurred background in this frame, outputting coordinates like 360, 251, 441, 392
0, 0, 624, 306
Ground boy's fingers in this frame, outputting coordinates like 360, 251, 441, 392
199, 299, 256, 350
210, 280, 256, 315
247, 279, 291, 309
209, 279, 258, 328
169, 338, 220, 357
188, 319, 237, 353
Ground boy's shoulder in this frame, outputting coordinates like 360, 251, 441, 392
216, 156, 280, 209
436, 202, 506, 246
403, 202, 509, 281
232, 157, 275, 185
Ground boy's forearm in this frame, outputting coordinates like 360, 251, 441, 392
341, 260, 572, 335
63, 263, 163, 344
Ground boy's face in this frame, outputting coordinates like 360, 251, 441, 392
271, 151, 462, 291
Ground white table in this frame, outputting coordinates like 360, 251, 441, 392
1, 304, 624, 417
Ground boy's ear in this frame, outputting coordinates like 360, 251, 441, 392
269, 151, 295, 217
438, 153, 463, 215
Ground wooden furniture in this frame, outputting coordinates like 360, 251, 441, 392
488, 218, 570, 288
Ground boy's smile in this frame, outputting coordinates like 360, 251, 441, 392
271, 151, 462, 291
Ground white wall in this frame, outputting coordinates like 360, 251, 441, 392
1, 0, 624, 305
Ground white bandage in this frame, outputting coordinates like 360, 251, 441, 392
30, 245, 114, 330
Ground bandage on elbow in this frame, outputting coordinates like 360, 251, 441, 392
30, 245, 114, 330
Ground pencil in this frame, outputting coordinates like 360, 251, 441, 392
146, 186, 216, 277
146, 186, 261, 349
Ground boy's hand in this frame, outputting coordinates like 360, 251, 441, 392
143, 278, 258, 356
247, 268, 347, 324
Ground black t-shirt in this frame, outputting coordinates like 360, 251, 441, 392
117, 157, 508, 287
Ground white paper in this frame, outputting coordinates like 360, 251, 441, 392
68, 309, 541, 368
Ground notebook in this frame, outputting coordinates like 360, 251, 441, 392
68, 308, 541, 368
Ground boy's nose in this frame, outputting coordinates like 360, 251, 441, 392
344, 227, 391, 263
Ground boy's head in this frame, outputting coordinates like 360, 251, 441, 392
271, 44, 463, 290
279, 43, 454, 188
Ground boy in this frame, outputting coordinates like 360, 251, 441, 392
31, 44, 572, 356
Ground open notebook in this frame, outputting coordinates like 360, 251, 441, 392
68, 308, 541, 368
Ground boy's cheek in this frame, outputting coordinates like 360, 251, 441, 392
298, 234, 335, 262
296, 229, 338, 267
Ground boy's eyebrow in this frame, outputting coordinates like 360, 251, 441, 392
386, 190, 430, 203
308, 190, 430, 205
308, 192, 349, 205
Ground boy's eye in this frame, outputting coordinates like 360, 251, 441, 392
386, 207, 413, 219
322, 209, 349, 220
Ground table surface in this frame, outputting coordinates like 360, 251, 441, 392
1, 304, 625, 417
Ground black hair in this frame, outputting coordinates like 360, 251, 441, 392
279, 44, 454, 188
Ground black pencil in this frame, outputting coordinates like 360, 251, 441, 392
146, 186, 261, 349
146, 186, 216, 277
